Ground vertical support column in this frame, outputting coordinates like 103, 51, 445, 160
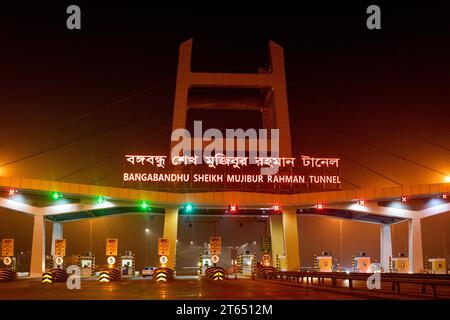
282, 209, 300, 271
163, 208, 179, 270
171, 39, 192, 139
51, 222, 63, 256
269, 215, 284, 267
30, 213, 46, 277
408, 218, 424, 273
269, 41, 292, 157
380, 224, 393, 272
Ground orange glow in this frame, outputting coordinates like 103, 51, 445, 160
358, 199, 366, 206
315, 203, 324, 210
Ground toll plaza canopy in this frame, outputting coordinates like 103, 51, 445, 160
1, 176, 448, 223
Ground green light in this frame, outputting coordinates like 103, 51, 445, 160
141, 201, 149, 209
52, 192, 61, 200
97, 196, 105, 204
184, 203, 194, 213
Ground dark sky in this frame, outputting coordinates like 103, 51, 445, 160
0, 2, 449, 270
0, 2, 448, 188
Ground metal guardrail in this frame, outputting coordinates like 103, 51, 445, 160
269, 271, 450, 298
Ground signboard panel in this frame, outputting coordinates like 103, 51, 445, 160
107, 256, 116, 265
55, 256, 64, 266
3, 257, 12, 266
209, 237, 221, 255
1, 239, 14, 257
105, 238, 118, 256
159, 255, 168, 264
158, 238, 170, 256
123, 154, 341, 193
54, 239, 66, 257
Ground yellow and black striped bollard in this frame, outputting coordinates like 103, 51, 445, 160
99, 271, 110, 283
42, 272, 53, 284
275, 254, 281, 271
314, 254, 318, 272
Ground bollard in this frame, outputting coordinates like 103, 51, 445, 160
99, 271, 110, 283
0, 269, 17, 283
41, 272, 53, 284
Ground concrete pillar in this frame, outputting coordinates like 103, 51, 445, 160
380, 224, 393, 272
408, 218, 424, 273
269, 215, 284, 265
30, 213, 45, 277
171, 39, 192, 136
269, 41, 292, 157
51, 222, 63, 256
163, 208, 179, 270
282, 209, 300, 271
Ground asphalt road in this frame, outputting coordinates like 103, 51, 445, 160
0, 276, 448, 300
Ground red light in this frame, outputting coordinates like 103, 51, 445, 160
358, 199, 366, 206
401, 196, 408, 202
8, 189, 17, 196
228, 204, 238, 213
443, 193, 448, 200
316, 203, 324, 210
272, 204, 281, 214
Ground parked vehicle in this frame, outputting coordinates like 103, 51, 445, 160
142, 266, 156, 277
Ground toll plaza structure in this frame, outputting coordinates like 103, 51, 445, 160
119, 252, 136, 276
1, 177, 449, 277
78, 253, 95, 277
0, 39, 449, 280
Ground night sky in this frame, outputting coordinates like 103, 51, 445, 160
0, 2, 449, 270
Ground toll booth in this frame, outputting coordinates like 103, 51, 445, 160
428, 258, 447, 274
199, 254, 212, 275
316, 255, 333, 272
119, 251, 135, 276
370, 263, 382, 273
241, 252, 255, 275
392, 257, 408, 273
78, 253, 95, 277
354, 252, 371, 273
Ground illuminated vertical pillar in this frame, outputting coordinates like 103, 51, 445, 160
282, 209, 300, 271
408, 218, 423, 273
269, 41, 292, 157
171, 39, 192, 143
30, 213, 46, 277
51, 222, 63, 256
380, 224, 392, 272
163, 208, 179, 270
269, 215, 284, 267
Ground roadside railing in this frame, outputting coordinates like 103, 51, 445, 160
268, 271, 450, 298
